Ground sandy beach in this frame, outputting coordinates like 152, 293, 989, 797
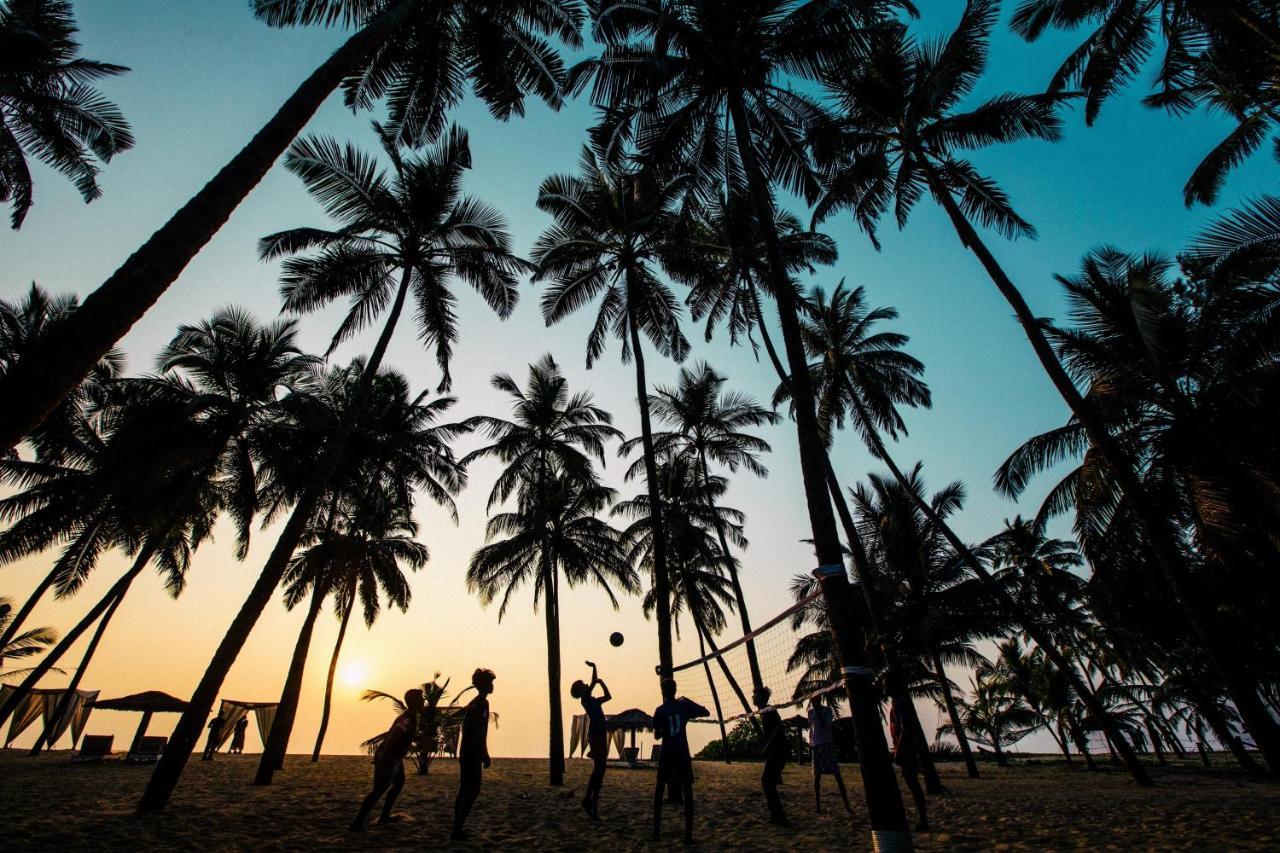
2, 752, 1275, 850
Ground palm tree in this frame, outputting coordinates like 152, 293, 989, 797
811, 1, 1232, 780
1010, 0, 1280, 205
311, 490, 438, 761
995, 247, 1280, 771
464, 355, 623, 786
253, 363, 461, 783
468, 472, 636, 786
612, 450, 750, 713
0, 0, 584, 458
0, 596, 56, 680
637, 363, 778, 696
940, 672, 1044, 768
0, 284, 123, 652
139, 124, 522, 811
1, 308, 313, 733
575, 0, 913, 833
531, 147, 701, 680
1, 389, 224, 746
0, 0, 134, 228
258, 486, 429, 782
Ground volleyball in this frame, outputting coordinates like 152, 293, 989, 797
609, 631, 624, 647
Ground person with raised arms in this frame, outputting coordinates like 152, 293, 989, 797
571, 661, 612, 820
652, 678, 709, 844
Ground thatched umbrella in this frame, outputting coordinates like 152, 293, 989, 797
95, 691, 188, 753
607, 708, 654, 761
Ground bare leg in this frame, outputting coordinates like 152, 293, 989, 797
377, 763, 405, 823
833, 767, 852, 813
902, 767, 928, 831
814, 772, 822, 813
652, 778, 665, 840
682, 781, 694, 843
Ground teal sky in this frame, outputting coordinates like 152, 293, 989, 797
1, 2, 1273, 758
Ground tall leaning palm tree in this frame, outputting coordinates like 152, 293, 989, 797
468, 472, 635, 787
139, 127, 522, 812
464, 355, 623, 787
811, 0, 1237, 779
531, 148, 698, 679
0, 0, 134, 228
0, 0, 584, 458
641, 362, 779, 695
576, 2, 914, 836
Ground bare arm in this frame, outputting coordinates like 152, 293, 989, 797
596, 679, 611, 704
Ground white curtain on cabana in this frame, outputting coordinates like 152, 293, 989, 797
214, 699, 278, 749
2, 686, 98, 746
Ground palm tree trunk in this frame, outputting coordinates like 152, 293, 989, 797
921, 159, 1280, 775
1195, 692, 1263, 774
697, 451, 763, 695
842, 380, 1153, 785
626, 305, 673, 680
696, 628, 731, 764
0, 563, 61, 653
0, 542, 156, 727
255, 582, 327, 784
0, 0, 421, 457
311, 587, 355, 762
544, 564, 565, 786
1053, 721, 1074, 763
727, 93, 911, 842
28, 587, 127, 755
992, 731, 1007, 767
932, 651, 979, 778
1064, 713, 1098, 771
137, 263, 414, 814
1145, 719, 1168, 766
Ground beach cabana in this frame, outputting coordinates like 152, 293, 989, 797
0, 685, 98, 749
571, 708, 655, 765
94, 691, 188, 755
213, 699, 278, 750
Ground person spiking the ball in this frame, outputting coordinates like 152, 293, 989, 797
570, 661, 612, 820
652, 678, 709, 844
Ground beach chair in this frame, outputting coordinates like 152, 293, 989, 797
72, 735, 114, 763
127, 736, 166, 763
648, 744, 662, 764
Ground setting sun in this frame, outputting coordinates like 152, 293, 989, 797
340, 660, 368, 688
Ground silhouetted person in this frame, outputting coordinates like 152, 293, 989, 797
756, 686, 791, 827
201, 714, 224, 760
350, 688, 424, 831
808, 694, 852, 813
571, 660, 612, 819
890, 698, 929, 831
229, 716, 248, 754
652, 678, 708, 844
451, 668, 495, 842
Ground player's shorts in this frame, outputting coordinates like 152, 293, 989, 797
811, 742, 839, 775
587, 732, 608, 761
657, 756, 694, 786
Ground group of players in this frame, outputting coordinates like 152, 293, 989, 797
350, 663, 928, 843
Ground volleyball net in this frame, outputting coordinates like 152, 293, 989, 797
668, 589, 844, 725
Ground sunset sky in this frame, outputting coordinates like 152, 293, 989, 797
2, 1, 1272, 760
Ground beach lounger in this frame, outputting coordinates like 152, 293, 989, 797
72, 735, 114, 763
648, 745, 662, 763
127, 735, 165, 763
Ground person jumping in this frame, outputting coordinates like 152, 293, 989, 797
652, 678, 709, 844
451, 668, 495, 842
350, 688, 423, 831
570, 660, 612, 820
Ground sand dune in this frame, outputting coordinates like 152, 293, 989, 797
2, 751, 1276, 850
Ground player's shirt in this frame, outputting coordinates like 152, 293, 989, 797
652, 697, 709, 765
374, 711, 416, 764
808, 704, 834, 747
459, 696, 490, 766
761, 706, 789, 763
581, 694, 607, 740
